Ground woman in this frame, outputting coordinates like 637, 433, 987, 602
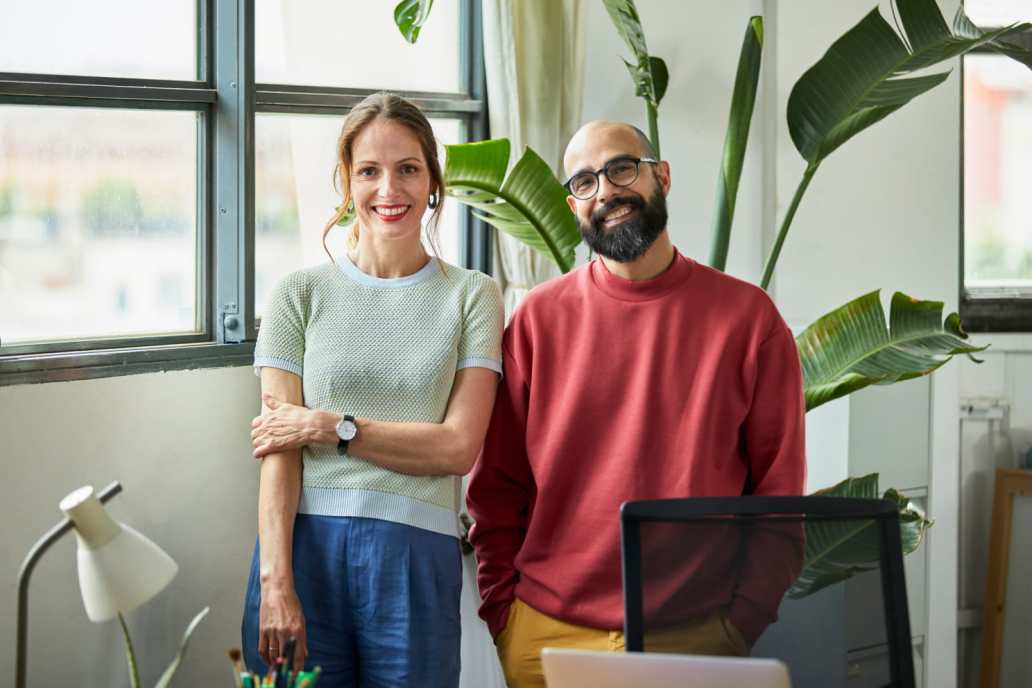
242, 92, 503, 687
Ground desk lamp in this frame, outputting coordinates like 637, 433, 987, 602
15, 481, 178, 688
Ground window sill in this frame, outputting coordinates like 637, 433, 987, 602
0, 342, 255, 386
960, 297, 1032, 334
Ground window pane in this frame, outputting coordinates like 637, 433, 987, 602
964, 0, 1032, 26
257, 0, 461, 92
964, 54, 1032, 290
255, 113, 463, 316
0, 1, 197, 80
0, 106, 200, 346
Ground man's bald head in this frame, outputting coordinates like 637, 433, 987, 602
563, 120, 656, 177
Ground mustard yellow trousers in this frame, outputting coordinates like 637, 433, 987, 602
495, 598, 750, 688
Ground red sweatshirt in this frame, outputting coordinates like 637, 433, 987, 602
466, 251, 806, 644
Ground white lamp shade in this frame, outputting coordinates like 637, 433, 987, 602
59, 486, 178, 622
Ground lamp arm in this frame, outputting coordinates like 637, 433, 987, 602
15, 481, 123, 688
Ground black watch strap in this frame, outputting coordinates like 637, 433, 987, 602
336, 414, 355, 456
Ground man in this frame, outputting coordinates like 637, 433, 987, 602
466, 120, 806, 687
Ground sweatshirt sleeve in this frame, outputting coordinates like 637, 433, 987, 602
466, 327, 535, 640
728, 320, 807, 645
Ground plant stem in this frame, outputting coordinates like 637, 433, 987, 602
760, 162, 819, 291
646, 100, 661, 159
708, 206, 731, 272
118, 612, 141, 688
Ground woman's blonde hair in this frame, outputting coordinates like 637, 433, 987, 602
322, 92, 446, 260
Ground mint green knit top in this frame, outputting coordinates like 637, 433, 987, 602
253, 255, 503, 537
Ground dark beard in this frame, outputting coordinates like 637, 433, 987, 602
579, 187, 668, 263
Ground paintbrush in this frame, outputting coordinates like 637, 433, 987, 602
227, 648, 244, 688
280, 636, 297, 686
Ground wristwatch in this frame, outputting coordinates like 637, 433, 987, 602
335, 415, 357, 456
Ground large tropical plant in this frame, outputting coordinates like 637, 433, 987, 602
393, 0, 1031, 594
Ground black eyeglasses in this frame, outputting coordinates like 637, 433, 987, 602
563, 156, 659, 200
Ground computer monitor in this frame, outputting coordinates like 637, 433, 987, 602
619, 497, 916, 688
541, 647, 792, 688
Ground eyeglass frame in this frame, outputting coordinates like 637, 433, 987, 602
563, 156, 661, 200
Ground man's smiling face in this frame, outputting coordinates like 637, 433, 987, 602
563, 122, 671, 262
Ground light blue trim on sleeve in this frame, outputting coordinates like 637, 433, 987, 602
457, 356, 503, 375
253, 356, 303, 377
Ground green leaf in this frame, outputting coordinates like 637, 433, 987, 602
953, 7, 1032, 69
602, 0, 665, 154
761, 3, 1031, 289
788, 474, 933, 598
622, 58, 651, 99
603, 0, 649, 66
787, 0, 1032, 166
154, 607, 210, 688
621, 56, 669, 105
797, 290, 988, 412
393, 0, 434, 44
602, 0, 664, 108
708, 16, 763, 271
649, 56, 669, 106
444, 139, 580, 273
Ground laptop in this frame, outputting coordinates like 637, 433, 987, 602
540, 648, 792, 688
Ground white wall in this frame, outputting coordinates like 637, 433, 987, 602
1, 367, 260, 687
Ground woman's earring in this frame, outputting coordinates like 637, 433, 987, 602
427, 192, 439, 210
345, 199, 355, 213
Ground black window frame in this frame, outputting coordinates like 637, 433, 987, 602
959, 29, 1032, 333
0, 0, 489, 385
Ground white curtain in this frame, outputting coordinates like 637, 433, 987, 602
484, 0, 587, 319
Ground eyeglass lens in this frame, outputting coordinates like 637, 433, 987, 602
569, 158, 641, 199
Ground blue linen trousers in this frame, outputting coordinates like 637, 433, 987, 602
242, 514, 462, 687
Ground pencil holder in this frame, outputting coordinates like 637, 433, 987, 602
238, 669, 319, 687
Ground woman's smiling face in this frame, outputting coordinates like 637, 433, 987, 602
349, 117, 433, 244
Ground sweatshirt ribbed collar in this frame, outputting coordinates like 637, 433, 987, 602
588, 249, 693, 302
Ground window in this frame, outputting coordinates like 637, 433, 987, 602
961, 0, 1032, 331
0, 0, 487, 383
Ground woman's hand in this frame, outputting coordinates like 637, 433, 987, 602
251, 393, 332, 458
258, 580, 308, 671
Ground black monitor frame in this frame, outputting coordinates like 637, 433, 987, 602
620, 496, 915, 688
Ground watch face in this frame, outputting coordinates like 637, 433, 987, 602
338, 419, 358, 441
